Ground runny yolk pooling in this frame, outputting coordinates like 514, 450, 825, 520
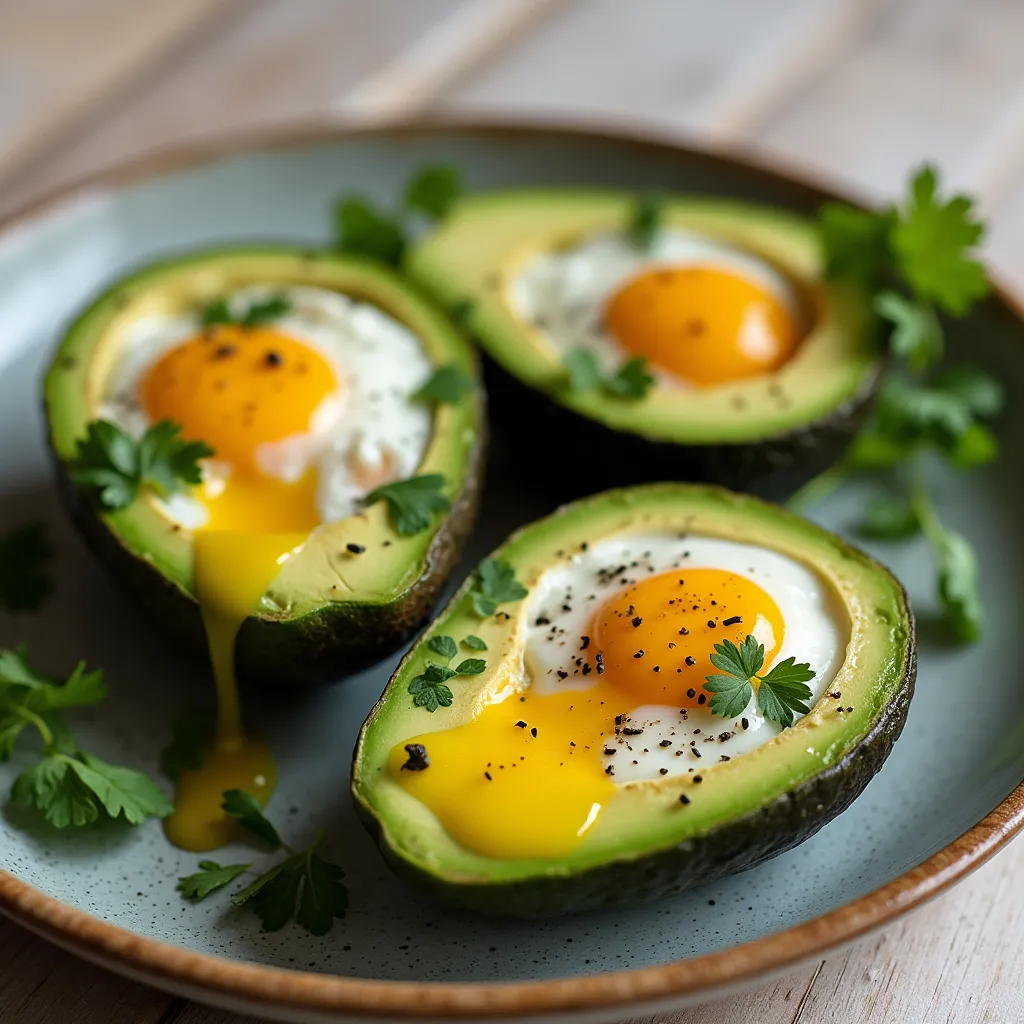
392, 568, 786, 860
149, 321, 340, 851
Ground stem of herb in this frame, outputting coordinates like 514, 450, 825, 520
908, 455, 946, 550
13, 705, 53, 748
787, 461, 853, 513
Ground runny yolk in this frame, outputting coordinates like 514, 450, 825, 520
163, 533, 305, 852
150, 323, 338, 851
392, 568, 784, 860
604, 265, 799, 386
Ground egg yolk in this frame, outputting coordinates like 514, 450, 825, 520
148, 323, 339, 851
393, 568, 785, 860
142, 323, 340, 471
604, 265, 799, 386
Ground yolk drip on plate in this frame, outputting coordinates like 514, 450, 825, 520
392, 568, 785, 860
151, 322, 339, 851
604, 266, 799, 386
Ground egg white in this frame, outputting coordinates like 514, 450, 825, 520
521, 532, 848, 782
508, 230, 801, 387
100, 284, 433, 527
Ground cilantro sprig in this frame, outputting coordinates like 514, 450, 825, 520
793, 164, 999, 643
0, 646, 171, 827
412, 364, 475, 405
629, 191, 666, 249
563, 348, 654, 401
703, 636, 815, 728
365, 474, 451, 536
335, 164, 462, 266
201, 294, 292, 328
0, 521, 53, 613
72, 419, 214, 512
470, 558, 528, 617
178, 789, 347, 935
410, 634, 487, 712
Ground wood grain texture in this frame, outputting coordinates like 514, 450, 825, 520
4, 0, 1024, 1021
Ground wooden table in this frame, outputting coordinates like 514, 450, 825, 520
3, 2, 1024, 1021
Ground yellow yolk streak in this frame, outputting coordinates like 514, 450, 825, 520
163, 533, 305, 852
604, 265, 799, 386
392, 569, 785, 860
147, 324, 341, 852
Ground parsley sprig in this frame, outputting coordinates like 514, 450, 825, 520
629, 191, 666, 249
201, 294, 292, 328
159, 708, 215, 782
470, 558, 528, 617
72, 419, 214, 512
0, 646, 171, 827
178, 789, 347, 935
412, 364, 475, 405
365, 474, 451, 536
792, 164, 999, 643
335, 164, 462, 266
0, 521, 53, 613
409, 634, 487, 712
563, 348, 654, 401
703, 636, 815, 728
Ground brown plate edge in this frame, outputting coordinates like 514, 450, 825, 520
0, 113, 1022, 1021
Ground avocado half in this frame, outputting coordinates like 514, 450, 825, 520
352, 484, 915, 917
44, 247, 486, 687
406, 190, 882, 501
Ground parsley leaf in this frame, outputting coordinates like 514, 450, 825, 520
471, 558, 528, 617
454, 658, 486, 676
335, 197, 406, 265
0, 646, 107, 713
819, 202, 895, 285
0, 521, 53, 613
874, 291, 943, 371
178, 860, 251, 902
462, 634, 487, 650
562, 349, 653, 401
72, 419, 213, 512
412, 364, 474, 405
404, 164, 462, 220
891, 165, 988, 316
365, 474, 451, 536
703, 635, 815, 727
222, 788, 283, 849
231, 838, 347, 935
160, 708, 215, 781
629, 192, 666, 249
408, 663, 456, 712
934, 528, 983, 643
855, 496, 921, 540
201, 294, 292, 327
427, 635, 458, 661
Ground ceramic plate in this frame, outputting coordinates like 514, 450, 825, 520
1, 122, 1022, 1024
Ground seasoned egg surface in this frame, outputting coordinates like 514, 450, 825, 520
393, 532, 847, 859
100, 285, 432, 531
510, 231, 803, 388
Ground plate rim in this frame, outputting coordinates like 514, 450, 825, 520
1, 113, 1022, 1021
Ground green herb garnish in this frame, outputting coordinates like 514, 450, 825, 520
462, 634, 487, 650
703, 635, 815, 728
160, 708, 215, 781
72, 419, 213, 512
793, 164, 998, 642
563, 348, 654, 401
0, 521, 53, 613
629, 191, 666, 249
0, 646, 171, 827
180, 793, 347, 935
412, 364, 475, 405
177, 861, 250, 902
364, 474, 451, 536
410, 635, 488, 711
471, 558, 528, 617
201, 294, 293, 328
334, 163, 462, 265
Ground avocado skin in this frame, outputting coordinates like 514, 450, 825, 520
357, 605, 914, 917
47, 409, 487, 688
481, 354, 882, 504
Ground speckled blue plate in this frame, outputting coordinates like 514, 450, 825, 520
1, 121, 1022, 1024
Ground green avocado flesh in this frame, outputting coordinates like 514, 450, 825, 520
44, 247, 485, 686
353, 484, 915, 917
